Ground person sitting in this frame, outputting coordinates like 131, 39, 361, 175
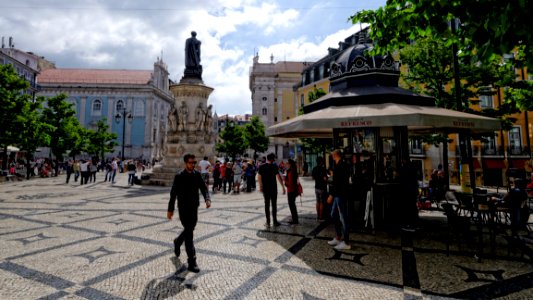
503, 178, 529, 235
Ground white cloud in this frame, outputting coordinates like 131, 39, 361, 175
0, 0, 385, 115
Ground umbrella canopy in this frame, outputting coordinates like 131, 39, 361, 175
267, 103, 501, 138
7, 145, 20, 152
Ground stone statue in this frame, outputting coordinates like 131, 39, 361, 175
204, 105, 213, 133
177, 101, 188, 132
168, 106, 178, 132
184, 31, 202, 78
195, 103, 205, 131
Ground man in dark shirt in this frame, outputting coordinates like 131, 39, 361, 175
257, 153, 285, 227
167, 153, 211, 273
327, 149, 351, 250
311, 156, 328, 221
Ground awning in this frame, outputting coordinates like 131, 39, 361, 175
483, 159, 506, 169
473, 158, 481, 170
7, 146, 20, 152
510, 158, 528, 169
267, 103, 501, 138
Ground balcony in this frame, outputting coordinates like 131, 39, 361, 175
410, 147, 425, 157
507, 146, 530, 156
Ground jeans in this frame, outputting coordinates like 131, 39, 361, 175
263, 191, 278, 224
287, 191, 299, 223
110, 170, 117, 182
128, 172, 135, 185
331, 196, 349, 242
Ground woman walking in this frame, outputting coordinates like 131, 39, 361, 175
284, 159, 299, 225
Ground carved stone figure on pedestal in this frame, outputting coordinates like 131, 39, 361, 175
184, 31, 202, 79
195, 103, 205, 132
204, 105, 213, 133
168, 106, 178, 132
177, 101, 188, 132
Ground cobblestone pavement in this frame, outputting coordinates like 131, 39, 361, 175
0, 172, 532, 299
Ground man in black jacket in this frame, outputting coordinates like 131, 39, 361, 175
167, 153, 211, 273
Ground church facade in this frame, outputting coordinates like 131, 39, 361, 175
37, 58, 174, 161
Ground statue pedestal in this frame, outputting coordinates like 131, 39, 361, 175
149, 79, 215, 186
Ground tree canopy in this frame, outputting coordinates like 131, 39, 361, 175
351, 0, 533, 68
215, 120, 247, 160
41, 93, 84, 162
243, 116, 269, 160
85, 118, 118, 161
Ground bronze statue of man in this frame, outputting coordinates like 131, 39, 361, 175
184, 31, 202, 78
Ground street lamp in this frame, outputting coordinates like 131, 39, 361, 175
115, 108, 133, 163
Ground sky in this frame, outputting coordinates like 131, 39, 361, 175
0, 0, 387, 116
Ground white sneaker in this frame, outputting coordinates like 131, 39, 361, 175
334, 241, 351, 250
327, 238, 340, 246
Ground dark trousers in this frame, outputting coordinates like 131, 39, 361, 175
80, 171, 89, 185
176, 207, 198, 259
287, 192, 299, 223
66, 172, 72, 183
223, 178, 233, 193
246, 175, 254, 192
263, 191, 278, 224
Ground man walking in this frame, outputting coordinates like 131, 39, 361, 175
198, 156, 211, 188
327, 149, 351, 250
257, 153, 285, 227
167, 154, 211, 273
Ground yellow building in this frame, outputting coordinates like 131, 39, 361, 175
249, 54, 311, 160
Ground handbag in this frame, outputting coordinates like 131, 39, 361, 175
297, 182, 303, 196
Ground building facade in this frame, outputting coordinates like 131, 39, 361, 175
37, 58, 174, 161
292, 28, 532, 187
249, 54, 310, 159
0, 37, 40, 99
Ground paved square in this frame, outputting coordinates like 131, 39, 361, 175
1, 172, 532, 299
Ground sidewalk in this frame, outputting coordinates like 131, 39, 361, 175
0, 173, 531, 299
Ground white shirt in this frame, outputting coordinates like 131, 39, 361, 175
198, 159, 211, 174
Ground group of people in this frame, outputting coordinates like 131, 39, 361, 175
198, 157, 258, 194
167, 150, 354, 274
62, 158, 144, 185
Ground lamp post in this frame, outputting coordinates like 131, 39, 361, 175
115, 108, 133, 164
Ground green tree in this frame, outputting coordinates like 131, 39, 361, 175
216, 120, 247, 160
18, 97, 54, 160
86, 118, 118, 161
66, 126, 88, 160
41, 93, 84, 164
243, 116, 269, 161
0, 64, 33, 169
351, 0, 533, 68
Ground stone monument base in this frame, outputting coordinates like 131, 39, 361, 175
149, 79, 215, 186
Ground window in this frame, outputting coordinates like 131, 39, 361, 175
479, 94, 493, 108
479, 86, 493, 108
274, 98, 277, 102
262, 97, 267, 101
509, 127, 522, 155
482, 135, 497, 155
134, 100, 144, 116
410, 138, 423, 154
274, 117, 277, 122
92, 99, 102, 116
262, 108, 267, 115
116, 99, 124, 113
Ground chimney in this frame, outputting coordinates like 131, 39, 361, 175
9, 36, 13, 48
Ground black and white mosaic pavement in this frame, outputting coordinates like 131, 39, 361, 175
0, 172, 532, 299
